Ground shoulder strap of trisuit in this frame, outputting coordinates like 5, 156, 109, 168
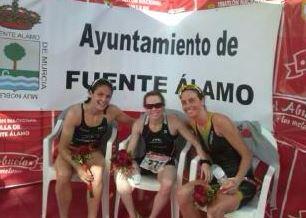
195, 125, 210, 153
139, 113, 148, 135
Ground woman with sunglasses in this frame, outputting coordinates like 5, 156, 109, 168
176, 84, 256, 218
115, 90, 211, 218
55, 78, 135, 218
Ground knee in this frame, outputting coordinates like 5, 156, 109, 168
56, 171, 71, 185
116, 178, 132, 194
91, 166, 103, 184
176, 186, 191, 206
159, 179, 174, 195
207, 204, 223, 217
116, 184, 133, 195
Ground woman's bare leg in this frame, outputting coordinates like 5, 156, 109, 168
206, 191, 240, 218
176, 180, 208, 218
149, 165, 176, 218
116, 172, 137, 218
55, 155, 73, 218
87, 151, 105, 218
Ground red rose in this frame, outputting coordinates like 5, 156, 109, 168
193, 184, 209, 207
111, 149, 133, 175
241, 128, 252, 138
78, 146, 91, 156
193, 184, 220, 208
70, 145, 94, 198
116, 150, 132, 167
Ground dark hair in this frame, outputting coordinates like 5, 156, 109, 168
85, 78, 113, 103
179, 84, 204, 100
143, 90, 165, 107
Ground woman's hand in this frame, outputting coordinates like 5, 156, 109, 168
76, 165, 94, 184
220, 177, 241, 194
128, 161, 140, 177
200, 163, 212, 183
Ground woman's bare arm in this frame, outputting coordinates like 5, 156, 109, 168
213, 113, 252, 186
57, 106, 82, 170
126, 118, 142, 156
109, 104, 135, 126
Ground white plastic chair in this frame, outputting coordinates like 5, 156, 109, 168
114, 134, 192, 218
189, 126, 277, 218
42, 110, 117, 218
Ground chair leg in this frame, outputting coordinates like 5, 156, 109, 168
171, 189, 179, 218
42, 180, 50, 218
114, 191, 121, 218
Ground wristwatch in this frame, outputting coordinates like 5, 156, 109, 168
199, 159, 212, 166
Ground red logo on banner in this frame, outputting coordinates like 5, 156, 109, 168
0, 1, 40, 30
0, 152, 41, 171
285, 49, 306, 79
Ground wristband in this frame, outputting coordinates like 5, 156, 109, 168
199, 159, 212, 166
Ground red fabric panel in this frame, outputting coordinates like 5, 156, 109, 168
0, 111, 52, 188
273, 0, 306, 216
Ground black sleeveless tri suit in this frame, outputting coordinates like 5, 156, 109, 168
71, 103, 108, 149
194, 112, 256, 207
136, 115, 177, 175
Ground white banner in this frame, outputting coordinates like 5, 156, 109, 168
0, 0, 42, 107
0, 0, 282, 129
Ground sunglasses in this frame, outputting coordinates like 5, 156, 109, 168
144, 102, 164, 109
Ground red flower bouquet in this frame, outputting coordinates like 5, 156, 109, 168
240, 128, 252, 138
111, 149, 133, 176
71, 145, 94, 198
193, 183, 220, 210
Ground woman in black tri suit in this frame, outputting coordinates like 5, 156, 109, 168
115, 90, 210, 218
176, 84, 256, 218
55, 78, 134, 218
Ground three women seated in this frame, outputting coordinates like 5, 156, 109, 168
55, 78, 256, 218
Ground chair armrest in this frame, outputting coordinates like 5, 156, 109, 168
43, 119, 63, 167
176, 142, 192, 187
189, 155, 201, 181
256, 165, 275, 218
44, 119, 63, 143
118, 135, 131, 150
104, 126, 118, 168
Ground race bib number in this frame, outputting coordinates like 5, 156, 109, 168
140, 152, 171, 173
